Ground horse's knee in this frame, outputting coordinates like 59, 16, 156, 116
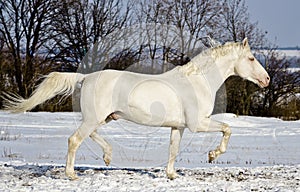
222, 123, 231, 137
89, 131, 97, 139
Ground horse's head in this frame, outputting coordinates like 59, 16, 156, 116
234, 38, 270, 88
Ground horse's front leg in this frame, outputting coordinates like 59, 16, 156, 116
190, 118, 232, 163
166, 127, 184, 180
208, 122, 231, 163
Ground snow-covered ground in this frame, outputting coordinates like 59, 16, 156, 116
0, 111, 299, 191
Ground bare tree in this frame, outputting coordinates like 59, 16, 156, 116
134, 0, 222, 73
159, 0, 222, 55
52, 0, 133, 72
253, 49, 300, 118
0, 0, 58, 97
132, 1, 177, 73
216, 0, 266, 47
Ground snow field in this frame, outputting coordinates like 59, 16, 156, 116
0, 111, 299, 191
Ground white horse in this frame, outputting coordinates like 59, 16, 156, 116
3, 38, 270, 180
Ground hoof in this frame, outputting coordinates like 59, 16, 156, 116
166, 172, 179, 180
208, 150, 217, 163
103, 153, 112, 166
66, 171, 79, 180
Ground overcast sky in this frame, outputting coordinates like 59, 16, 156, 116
246, 0, 300, 47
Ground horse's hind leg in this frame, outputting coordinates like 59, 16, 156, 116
89, 131, 112, 166
166, 127, 184, 180
65, 121, 100, 180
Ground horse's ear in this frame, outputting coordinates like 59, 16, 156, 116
242, 38, 249, 47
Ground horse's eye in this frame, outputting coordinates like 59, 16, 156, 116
249, 57, 255, 61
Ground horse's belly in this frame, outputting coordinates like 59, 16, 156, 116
119, 79, 185, 127
124, 106, 185, 127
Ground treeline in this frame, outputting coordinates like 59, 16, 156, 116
0, 0, 299, 119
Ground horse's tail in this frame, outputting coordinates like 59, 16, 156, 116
2, 72, 85, 113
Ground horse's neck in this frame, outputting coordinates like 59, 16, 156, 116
178, 45, 238, 92
206, 58, 235, 92
190, 54, 235, 93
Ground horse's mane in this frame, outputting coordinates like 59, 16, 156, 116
179, 42, 243, 75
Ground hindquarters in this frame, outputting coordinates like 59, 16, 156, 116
79, 71, 121, 124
